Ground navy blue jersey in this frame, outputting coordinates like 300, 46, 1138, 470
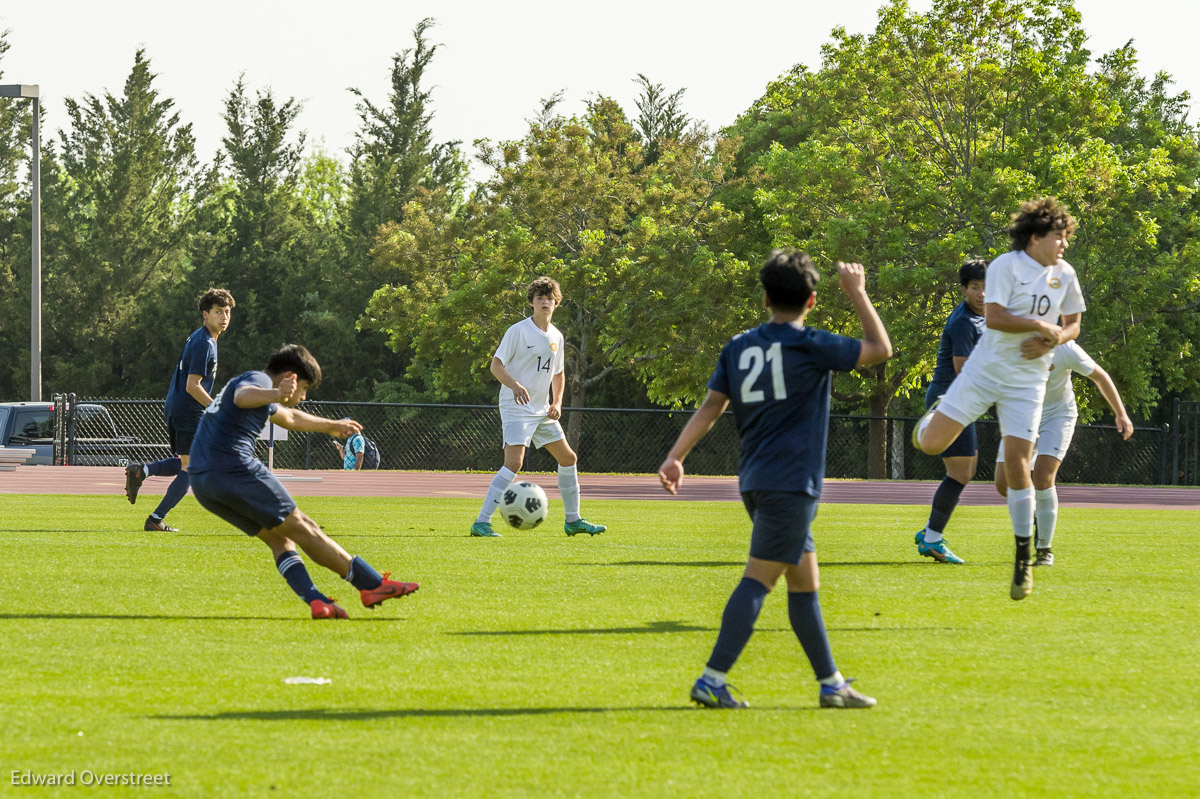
189, 371, 278, 473
708, 322, 861, 496
164, 326, 218, 431
928, 301, 984, 399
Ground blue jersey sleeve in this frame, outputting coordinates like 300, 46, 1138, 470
706, 344, 733, 396
948, 316, 981, 358
810, 329, 862, 373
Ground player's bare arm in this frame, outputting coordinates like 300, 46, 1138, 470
185, 373, 215, 407
547, 371, 565, 420
837, 262, 893, 367
658, 389, 731, 494
1088, 365, 1134, 440
271, 407, 362, 437
490, 357, 530, 405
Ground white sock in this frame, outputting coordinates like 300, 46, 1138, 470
477, 467, 517, 523
558, 464, 581, 522
922, 527, 943, 544
1035, 487, 1058, 548
701, 667, 727, 687
1007, 486, 1035, 540
819, 670, 845, 687
142, 465, 150, 478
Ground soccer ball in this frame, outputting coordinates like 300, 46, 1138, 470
500, 481, 549, 530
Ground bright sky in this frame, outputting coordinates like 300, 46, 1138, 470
2, 0, 1198, 181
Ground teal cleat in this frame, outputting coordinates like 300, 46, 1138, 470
690, 678, 748, 709
469, 521, 502, 538
916, 529, 964, 564
564, 518, 606, 536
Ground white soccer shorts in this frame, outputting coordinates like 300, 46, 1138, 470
997, 409, 1077, 463
501, 415, 565, 449
938, 370, 1046, 443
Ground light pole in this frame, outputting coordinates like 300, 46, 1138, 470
0, 84, 41, 402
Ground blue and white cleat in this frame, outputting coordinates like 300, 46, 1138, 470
916, 530, 964, 564
819, 678, 876, 708
689, 678, 748, 709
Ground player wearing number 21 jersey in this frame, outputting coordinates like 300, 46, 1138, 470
659, 251, 892, 711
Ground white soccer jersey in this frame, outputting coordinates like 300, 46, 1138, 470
494, 317, 565, 418
1042, 340, 1097, 418
960, 250, 1086, 389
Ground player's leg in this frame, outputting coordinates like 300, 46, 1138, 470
472, 418, 533, 538
916, 414, 976, 562
270, 508, 419, 609
915, 411, 967, 455
189, 470, 342, 618
541, 423, 606, 536
690, 492, 783, 709
1032, 454, 1063, 565
125, 417, 185, 506
1001, 434, 1036, 600
994, 446, 1009, 497
144, 427, 193, 531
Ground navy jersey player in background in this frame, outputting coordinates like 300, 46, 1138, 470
658, 251, 892, 709
188, 345, 418, 619
125, 289, 235, 532
914, 260, 987, 564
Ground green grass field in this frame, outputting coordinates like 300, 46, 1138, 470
1, 493, 1197, 797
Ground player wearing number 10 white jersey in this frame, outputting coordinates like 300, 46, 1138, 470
915, 197, 1085, 601
468, 277, 607, 539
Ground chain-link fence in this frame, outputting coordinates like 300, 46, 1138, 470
66, 397, 1176, 485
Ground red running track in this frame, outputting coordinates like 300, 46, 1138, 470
1, 466, 1198, 509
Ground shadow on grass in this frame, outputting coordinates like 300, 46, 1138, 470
451, 620, 715, 636
0, 612, 406, 623
153, 705, 801, 721
571, 561, 743, 568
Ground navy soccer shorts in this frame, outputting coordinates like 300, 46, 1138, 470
741, 490, 819, 564
166, 421, 195, 457
190, 461, 297, 537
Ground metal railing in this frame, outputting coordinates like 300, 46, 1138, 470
57, 397, 1179, 485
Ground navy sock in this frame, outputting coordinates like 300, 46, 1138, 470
788, 590, 837, 681
343, 555, 383, 591
151, 471, 190, 520
275, 551, 329, 604
706, 577, 770, 673
145, 456, 182, 478
927, 476, 966, 533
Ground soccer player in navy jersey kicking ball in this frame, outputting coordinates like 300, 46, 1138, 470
914, 197, 1086, 600
994, 341, 1133, 565
469, 276, 606, 538
125, 288, 235, 532
658, 251, 892, 710
914, 260, 987, 564
188, 344, 418, 619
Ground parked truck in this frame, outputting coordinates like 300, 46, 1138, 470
0, 401, 172, 466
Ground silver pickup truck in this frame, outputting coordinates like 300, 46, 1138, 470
0, 401, 172, 466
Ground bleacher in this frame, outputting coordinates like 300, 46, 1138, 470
0, 447, 36, 471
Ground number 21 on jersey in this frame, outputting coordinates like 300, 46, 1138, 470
739, 343, 787, 403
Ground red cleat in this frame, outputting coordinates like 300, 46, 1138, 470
310, 598, 348, 619
360, 572, 419, 609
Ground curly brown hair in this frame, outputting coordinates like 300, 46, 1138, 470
526, 276, 562, 304
1008, 198, 1076, 251
199, 288, 236, 313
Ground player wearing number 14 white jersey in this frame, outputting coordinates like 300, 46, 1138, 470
915, 197, 1085, 601
468, 276, 606, 539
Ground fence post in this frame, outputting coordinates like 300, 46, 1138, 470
66, 392, 78, 466
1158, 423, 1169, 485
889, 419, 905, 479
1172, 398, 1181, 485
304, 432, 312, 470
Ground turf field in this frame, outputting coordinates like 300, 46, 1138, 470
2, 494, 1197, 797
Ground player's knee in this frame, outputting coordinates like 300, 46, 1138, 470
556, 450, 578, 467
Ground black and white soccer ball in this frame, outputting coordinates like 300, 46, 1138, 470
500, 481, 549, 530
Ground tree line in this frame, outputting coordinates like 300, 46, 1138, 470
1, 1, 1198, 476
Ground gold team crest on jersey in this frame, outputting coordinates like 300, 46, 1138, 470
1048, 278, 1062, 289
550, 342, 559, 351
